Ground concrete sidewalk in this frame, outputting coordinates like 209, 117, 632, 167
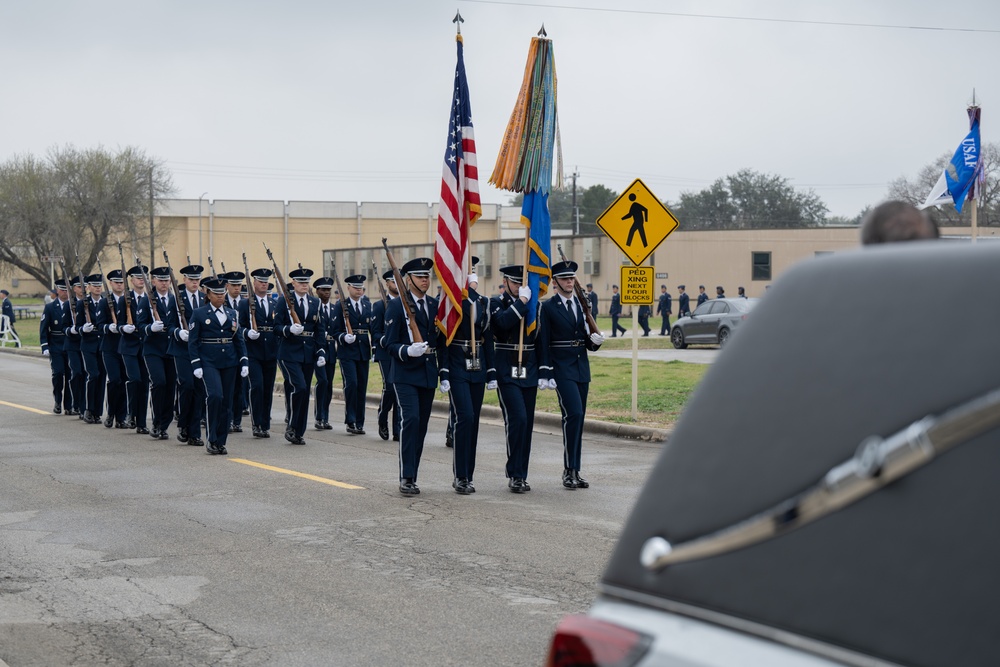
592, 347, 719, 364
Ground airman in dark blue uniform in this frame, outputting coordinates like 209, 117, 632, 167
677, 285, 691, 317
189, 277, 248, 455
331, 274, 373, 435
118, 266, 150, 434
99, 270, 129, 428
240, 268, 280, 438
63, 276, 86, 417
311, 276, 337, 431
274, 267, 327, 445
609, 285, 626, 337
40, 279, 71, 414
489, 265, 539, 493
697, 285, 708, 307
538, 260, 604, 489
139, 267, 178, 440
75, 274, 106, 424
371, 270, 400, 442
656, 285, 672, 335
223, 271, 247, 433
383, 257, 445, 496
440, 259, 495, 495
169, 264, 206, 446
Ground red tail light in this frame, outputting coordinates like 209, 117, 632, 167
545, 614, 652, 667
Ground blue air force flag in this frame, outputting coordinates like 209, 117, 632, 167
921, 116, 981, 213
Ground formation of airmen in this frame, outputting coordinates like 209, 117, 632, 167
38, 251, 605, 495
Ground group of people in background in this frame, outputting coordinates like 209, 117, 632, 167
35, 254, 604, 497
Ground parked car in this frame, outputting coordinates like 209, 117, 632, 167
544, 241, 1000, 667
670, 297, 756, 348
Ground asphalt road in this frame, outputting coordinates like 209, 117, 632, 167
0, 353, 661, 667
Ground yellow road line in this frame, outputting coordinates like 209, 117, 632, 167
0, 400, 52, 416
229, 458, 365, 490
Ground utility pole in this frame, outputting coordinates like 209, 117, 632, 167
148, 167, 155, 266
571, 167, 581, 234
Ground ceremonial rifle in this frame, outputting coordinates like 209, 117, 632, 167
134, 253, 162, 322
74, 251, 92, 325
207, 256, 219, 280
161, 246, 187, 329
556, 244, 599, 335
381, 238, 423, 344
96, 256, 117, 325
262, 242, 301, 325
371, 259, 389, 305
116, 239, 134, 326
242, 251, 257, 331
331, 261, 353, 336
58, 258, 78, 330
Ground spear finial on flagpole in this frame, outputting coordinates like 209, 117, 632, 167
453, 10, 464, 35
538, 24, 547, 37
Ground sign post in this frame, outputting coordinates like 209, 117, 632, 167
597, 179, 680, 421
41, 255, 64, 290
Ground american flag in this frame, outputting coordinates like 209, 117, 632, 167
435, 35, 482, 344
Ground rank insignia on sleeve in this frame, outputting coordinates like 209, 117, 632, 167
189, 322, 195, 330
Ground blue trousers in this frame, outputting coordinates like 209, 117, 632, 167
314, 357, 335, 423
82, 348, 106, 417
201, 364, 237, 449
48, 348, 70, 409
66, 347, 85, 412
249, 357, 278, 431
102, 350, 127, 424
145, 354, 177, 432
660, 314, 670, 335
279, 360, 315, 438
554, 378, 589, 471
340, 358, 370, 426
497, 382, 538, 480
122, 353, 149, 427
449, 380, 485, 481
174, 355, 204, 438
376, 359, 400, 437
611, 315, 626, 336
394, 383, 434, 481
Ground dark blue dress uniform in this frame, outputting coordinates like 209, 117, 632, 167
538, 261, 603, 489
170, 270, 207, 446
239, 269, 280, 438
697, 289, 709, 307
311, 277, 337, 431
40, 283, 71, 413
139, 270, 178, 439
100, 273, 128, 428
610, 290, 626, 337
75, 277, 106, 423
331, 275, 373, 435
657, 290, 672, 335
489, 266, 539, 493
383, 258, 445, 495
678, 286, 691, 317
118, 269, 151, 433
638, 304, 652, 336
189, 281, 248, 455
274, 268, 327, 445
223, 273, 248, 431
63, 277, 86, 416
371, 270, 399, 441
442, 286, 495, 494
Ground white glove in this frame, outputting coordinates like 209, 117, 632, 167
547, 378, 557, 390
240, 366, 249, 378
43, 349, 50, 357
344, 333, 357, 344
487, 380, 498, 390
467, 273, 479, 287
316, 356, 327, 368
290, 323, 304, 335
538, 379, 548, 390
193, 368, 203, 379
179, 329, 189, 342
407, 342, 428, 358
70, 325, 78, 335
439, 379, 451, 393
247, 329, 260, 340
108, 323, 118, 334
121, 324, 136, 334
518, 286, 532, 301
590, 332, 605, 345
151, 320, 164, 332
82, 322, 94, 333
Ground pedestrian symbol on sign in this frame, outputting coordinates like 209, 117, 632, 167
623, 194, 649, 247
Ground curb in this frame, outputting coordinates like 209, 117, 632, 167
3, 348, 668, 443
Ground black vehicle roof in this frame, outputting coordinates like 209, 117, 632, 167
601, 241, 1000, 667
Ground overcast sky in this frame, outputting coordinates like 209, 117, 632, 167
2, 0, 999, 218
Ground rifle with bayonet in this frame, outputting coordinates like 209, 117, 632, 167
242, 251, 257, 331
331, 261, 354, 336
381, 238, 423, 344
58, 258, 78, 332
74, 251, 92, 326
116, 240, 134, 326
161, 246, 187, 330
262, 243, 301, 325
134, 253, 162, 322
207, 256, 218, 280
96, 256, 117, 326
371, 259, 389, 305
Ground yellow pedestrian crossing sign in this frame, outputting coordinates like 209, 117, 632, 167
596, 178, 679, 266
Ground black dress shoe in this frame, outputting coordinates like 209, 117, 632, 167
354, 425, 365, 435
315, 422, 325, 431
284, 429, 296, 443
509, 478, 528, 494
323, 421, 333, 430
83, 411, 99, 424
115, 421, 129, 429
378, 422, 389, 441
261, 430, 270, 438
104, 417, 114, 428
573, 471, 589, 489
124, 418, 136, 429
136, 427, 150, 435
242, 408, 250, 416
67, 409, 80, 416
206, 442, 221, 455
562, 468, 578, 489
158, 430, 169, 440
392, 434, 400, 441
149, 428, 161, 439
189, 437, 204, 447
218, 446, 228, 455
445, 428, 454, 448
399, 479, 420, 496
178, 428, 189, 441
252, 426, 265, 438
454, 479, 473, 495
346, 424, 359, 435
53, 403, 62, 415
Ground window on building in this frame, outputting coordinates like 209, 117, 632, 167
752, 251, 772, 281
473, 243, 491, 279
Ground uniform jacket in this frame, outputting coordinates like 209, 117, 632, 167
74, 297, 104, 353
370, 297, 391, 363
384, 291, 444, 388
178, 289, 205, 323
99, 294, 123, 354
656, 292, 672, 316
637, 304, 651, 320
61, 296, 82, 352
679, 292, 691, 316
488, 292, 538, 387
587, 291, 598, 316
1, 296, 14, 323
331, 297, 373, 362
274, 293, 327, 364
39, 299, 68, 353
139, 290, 177, 358
441, 289, 495, 384
238, 292, 280, 362
538, 294, 601, 384
189, 304, 247, 371
610, 293, 622, 317
116, 291, 147, 357
697, 292, 708, 306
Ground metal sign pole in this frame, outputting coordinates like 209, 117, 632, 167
632, 289, 639, 421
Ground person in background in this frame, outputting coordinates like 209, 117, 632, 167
677, 285, 691, 318
40, 280, 71, 413
716, 286, 726, 299
637, 303, 651, 337
585, 283, 598, 316
697, 285, 708, 307
656, 285, 672, 335
738, 286, 747, 299
372, 269, 400, 442
1, 289, 18, 346
609, 285, 626, 337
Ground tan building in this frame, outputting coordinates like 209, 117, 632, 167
2, 197, 993, 302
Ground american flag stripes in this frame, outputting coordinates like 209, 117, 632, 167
435, 35, 482, 344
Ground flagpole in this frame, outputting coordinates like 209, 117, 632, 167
516, 224, 530, 371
